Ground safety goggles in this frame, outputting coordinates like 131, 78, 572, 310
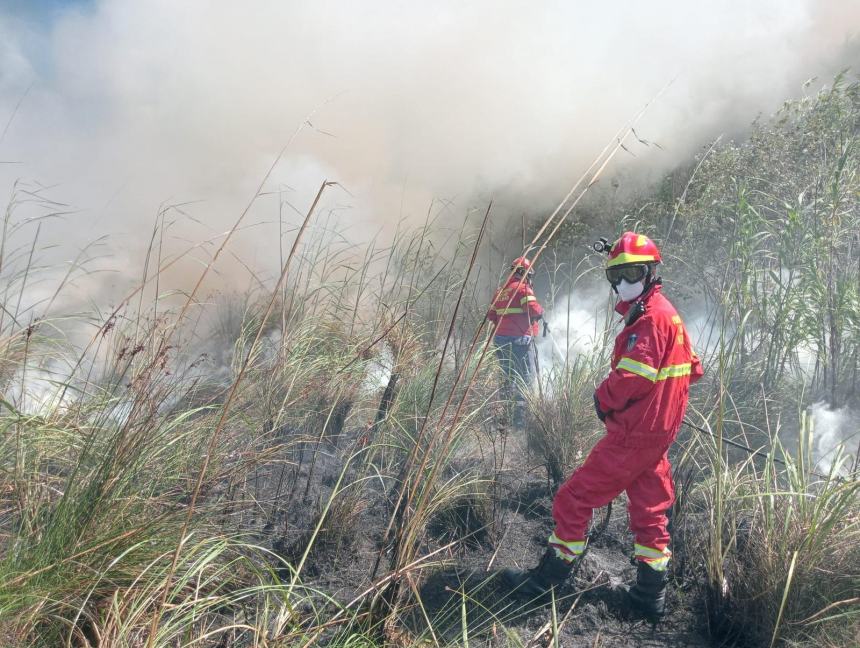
605, 264, 648, 286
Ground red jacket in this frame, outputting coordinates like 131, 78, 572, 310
487, 275, 544, 336
595, 284, 703, 448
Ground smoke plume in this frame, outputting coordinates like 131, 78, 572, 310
0, 1, 858, 289
810, 402, 858, 475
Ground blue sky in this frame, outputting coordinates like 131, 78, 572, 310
3, 0, 94, 20
6, 0, 92, 9
1, 0, 96, 84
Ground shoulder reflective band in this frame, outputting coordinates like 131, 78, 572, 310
520, 295, 537, 305
494, 307, 524, 315
617, 357, 659, 381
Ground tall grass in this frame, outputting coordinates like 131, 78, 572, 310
0, 75, 857, 648
681, 403, 860, 646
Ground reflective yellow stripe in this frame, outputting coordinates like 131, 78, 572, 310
634, 544, 668, 559
607, 252, 657, 267
640, 555, 670, 571
656, 363, 692, 381
635, 544, 671, 571
549, 532, 585, 557
520, 295, 537, 305
495, 307, 524, 315
617, 357, 658, 381
551, 547, 578, 563
617, 359, 692, 382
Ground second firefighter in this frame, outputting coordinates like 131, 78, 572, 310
487, 256, 544, 427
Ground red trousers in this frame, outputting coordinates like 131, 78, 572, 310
549, 435, 674, 569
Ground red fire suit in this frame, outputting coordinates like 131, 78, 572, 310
487, 275, 543, 336
548, 284, 703, 570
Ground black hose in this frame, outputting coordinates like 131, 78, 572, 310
681, 418, 833, 481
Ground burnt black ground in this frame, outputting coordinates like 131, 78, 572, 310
403, 472, 711, 647
266, 429, 714, 647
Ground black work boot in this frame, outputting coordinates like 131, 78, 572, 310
501, 549, 574, 600
627, 561, 668, 620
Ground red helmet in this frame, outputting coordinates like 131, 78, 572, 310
511, 256, 533, 273
606, 232, 661, 268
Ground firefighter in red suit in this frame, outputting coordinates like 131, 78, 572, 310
487, 256, 544, 427
503, 233, 703, 620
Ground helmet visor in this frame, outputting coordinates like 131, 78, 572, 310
605, 264, 648, 286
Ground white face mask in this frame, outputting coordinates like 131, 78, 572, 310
617, 278, 645, 302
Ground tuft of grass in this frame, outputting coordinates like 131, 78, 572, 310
427, 474, 493, 549
523, 354, 606, 489
685, 403, 860, 646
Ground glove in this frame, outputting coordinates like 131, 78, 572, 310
593, 393, 607, 422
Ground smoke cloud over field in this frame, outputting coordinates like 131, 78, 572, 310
0, 0, 858, 285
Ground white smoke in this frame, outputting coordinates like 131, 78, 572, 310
0, 0, 858, 295
684, 306, 723, 363
535, 278, 610, 371
360, 342, 394, 397
809, 402, 858, 475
